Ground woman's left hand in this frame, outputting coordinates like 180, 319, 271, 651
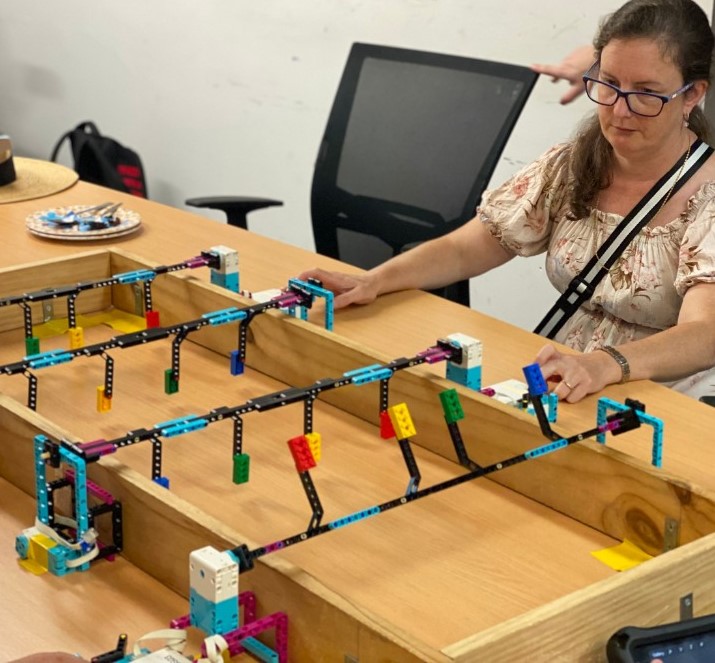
534, 344, 620, 403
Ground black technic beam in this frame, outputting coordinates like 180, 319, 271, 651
233, 407, 642, 573
66, 340, 462, 462
0, 282, 318, 409
0, 254, 215, 310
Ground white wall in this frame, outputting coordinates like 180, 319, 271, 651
1, 0, 711, 329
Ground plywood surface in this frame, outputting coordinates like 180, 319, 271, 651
0, 319, 618, 652
3, 184, 715, 660
0, 478, 188, 661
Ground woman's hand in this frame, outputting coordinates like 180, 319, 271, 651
534, 343, 621, 403
297, 268, 380, 309
531, 45, 595, 104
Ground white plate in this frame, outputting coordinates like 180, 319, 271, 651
26, 205, 141, 241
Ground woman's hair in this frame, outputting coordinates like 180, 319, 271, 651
569, 0, 714, 219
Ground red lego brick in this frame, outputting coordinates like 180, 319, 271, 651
287, 435, 316, 472
379, 410, 396, 439
145, 310, 161, 328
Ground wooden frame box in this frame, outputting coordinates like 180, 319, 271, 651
2, 248, 715, 662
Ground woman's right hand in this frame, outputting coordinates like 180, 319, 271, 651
531, 44, 594, 104
298, 267, 380, 309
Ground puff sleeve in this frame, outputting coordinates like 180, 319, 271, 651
674, 188, 715, 296
478, 143, 573, 257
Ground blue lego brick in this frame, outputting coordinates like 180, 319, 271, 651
114, 269, 156, 285
343, 364, 393, 384
597, 397, 664, 467
155, 415, 208, 438
328, 506, 380, 530
344, 364, 382, 378
288, 277, 335, 331
525, 438, 567, 459
154, 476, 170, 489
15, 533, 29, 559
446, 364, 482, 391
202, 307, 247, 326
211, 271, 239, 293
34, 435, 50, 524
230, 350, 245, 376
242, 637, 279, 663
27, 349, 73, 369
48, 545, 77, 576
190, 589, 239, 635
522, 363, 548, 396
350, 366, 393, 385
526, 393, 559, 423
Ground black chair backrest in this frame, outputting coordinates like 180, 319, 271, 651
310, 43, 538, 305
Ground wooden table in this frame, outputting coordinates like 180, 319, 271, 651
3, 183, 715, 482
2, 182, 715, 662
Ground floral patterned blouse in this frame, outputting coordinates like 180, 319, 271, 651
478, 142, 715, 397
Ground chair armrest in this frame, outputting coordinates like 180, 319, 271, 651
185, 196, 283, 229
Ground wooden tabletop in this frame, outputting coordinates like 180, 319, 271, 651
2, 182, 715, 482
0, 478, 188, 660
3, 182, 715, 659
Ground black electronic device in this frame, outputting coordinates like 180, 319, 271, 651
699, 395, 715, 408
607, 613, 715, 662
0, 134, 16, 186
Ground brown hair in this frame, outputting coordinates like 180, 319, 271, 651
569, 0, 714, 218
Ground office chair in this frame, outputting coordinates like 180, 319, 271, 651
186, 43, 537, 306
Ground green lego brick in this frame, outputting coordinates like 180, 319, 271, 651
25, 336, 40, 356
164, 368, 179, 395
233, 453, 250, 484
439, 388, 464, 424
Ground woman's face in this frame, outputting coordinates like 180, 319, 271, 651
596, 37, 703, 157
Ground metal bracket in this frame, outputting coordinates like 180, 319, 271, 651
680, 593, 694, 621
663, 516, 680, 552
42, 301, 54, 323
132, 284, 144, 316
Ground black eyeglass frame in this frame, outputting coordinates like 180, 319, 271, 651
582, 61, 694, 117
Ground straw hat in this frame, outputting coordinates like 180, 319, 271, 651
0, 156, 79, 205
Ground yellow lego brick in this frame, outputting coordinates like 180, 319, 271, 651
68, 326, 84, 349
305, 432, 322, 463
387, 403, 416, 439
96, 386, 112, 413
19, 533, 57, 575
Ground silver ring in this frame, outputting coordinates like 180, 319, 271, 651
562, 380, 575, 391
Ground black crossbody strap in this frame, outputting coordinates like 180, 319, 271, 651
534, 139, 713, 339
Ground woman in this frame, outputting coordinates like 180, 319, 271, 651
301, 0, 715, 404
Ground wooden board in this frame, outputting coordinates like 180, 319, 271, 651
0, 250, 111, 333
0, 321, 619, 653
2, 248, 715, 661
107, 249, 715, 554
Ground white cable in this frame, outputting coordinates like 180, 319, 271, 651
131, 629, 188, 657
198, 634, 229, 663
33, 518, 100, 567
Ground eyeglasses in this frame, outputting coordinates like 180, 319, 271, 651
582, 62, 693, 117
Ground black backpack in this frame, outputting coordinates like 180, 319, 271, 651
50, 121, 148, 197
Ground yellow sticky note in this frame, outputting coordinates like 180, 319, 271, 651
591, 539, 653, 572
